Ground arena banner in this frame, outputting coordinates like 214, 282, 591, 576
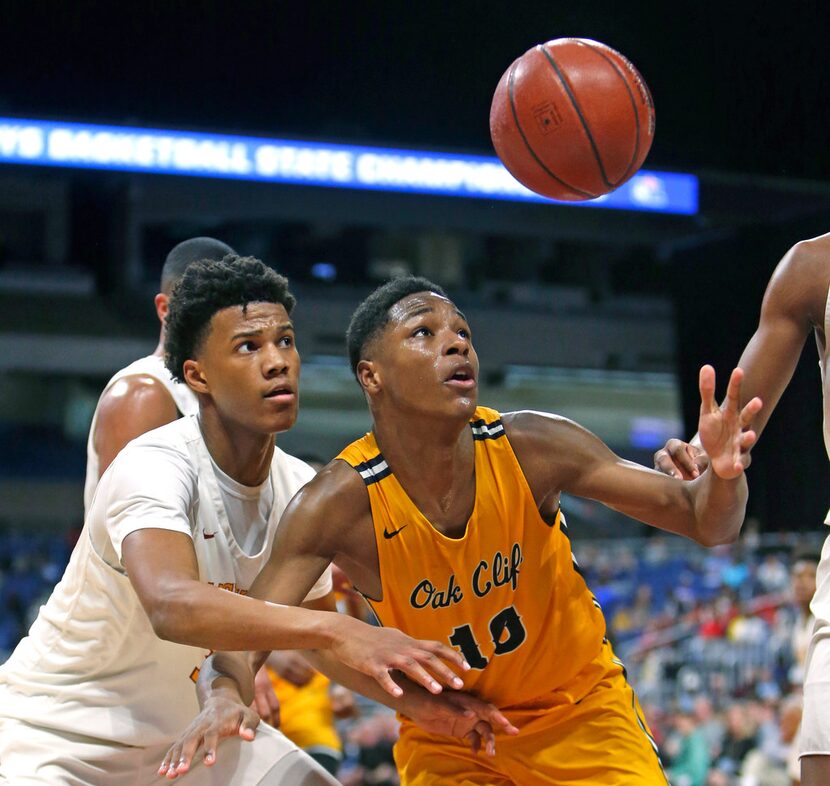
0, 117, 697, 214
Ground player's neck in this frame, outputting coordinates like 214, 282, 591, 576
373, 413, 474, 499
198, 405, 275, 486
152, 327, 165, 358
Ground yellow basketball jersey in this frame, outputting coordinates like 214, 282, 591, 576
336, 406, 607, 709
267, 669, 341, 753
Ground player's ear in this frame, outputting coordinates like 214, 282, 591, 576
356, 359, 381, 395
154, 293, 169, 324
183, 359, 209, 395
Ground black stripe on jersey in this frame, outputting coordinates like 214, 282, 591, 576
353, 454, 392, 486
559, 516, 570, 539
470, 417, 505, 441
612, 654, 670, 783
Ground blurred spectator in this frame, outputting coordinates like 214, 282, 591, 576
757, 554, 790, 595
711, 702, 758, 778
788, 549, 819, 685
694, 695, 726, 760
783, 547, 820, 785
340, 712, 400, 786
666, 708, 711, 786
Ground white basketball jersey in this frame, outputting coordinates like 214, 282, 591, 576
812, 286, 830, 632
0, 416, 329, 748
84, 353, 199, 514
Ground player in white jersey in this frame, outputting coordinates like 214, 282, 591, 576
84, 236, 286, 727
84, 236, 236, 514
654, 232, 830, 786
0, 256, 495, 785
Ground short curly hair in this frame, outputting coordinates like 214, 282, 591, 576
164, 255, 296, 382
346, 276, 447, 377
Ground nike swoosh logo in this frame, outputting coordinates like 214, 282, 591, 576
383, 524, 407, 540
203, 531, 216, 540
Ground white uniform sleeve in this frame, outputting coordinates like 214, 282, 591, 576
303, 564, 334, 602
102, 442, 197, 564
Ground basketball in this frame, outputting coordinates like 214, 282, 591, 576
490, 38, 655, 201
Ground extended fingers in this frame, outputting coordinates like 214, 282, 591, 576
474, 720, 497, 757
698, 365, 717, 414
239, 709, 260, 740
722, 367, 745, 414
388, 656, 445, 695
426, 640, 471, 676
159, 741, 185, 779
417, 645, 467, 689
466, 729, 482, 755
159, 730, 201, 780
739, 430, 757, 453
480, 706, 519, 736
372, 666, 405, 698
739, 396, 763, 428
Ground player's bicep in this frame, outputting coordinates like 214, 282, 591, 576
249, 485, 338, 605
121, 528, 200, 619
509, 411, 689, 522
735, 246, 824, 419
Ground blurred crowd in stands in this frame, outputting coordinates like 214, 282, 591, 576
0, 522, 822, 785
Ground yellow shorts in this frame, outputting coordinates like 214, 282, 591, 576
394, 641, 668, 786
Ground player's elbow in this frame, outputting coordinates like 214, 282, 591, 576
145, 587, 199, 642
692, 522, 741, 548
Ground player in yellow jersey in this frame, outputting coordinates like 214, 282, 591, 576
169, 276, 762, 785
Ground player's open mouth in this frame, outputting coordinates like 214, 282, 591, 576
445, 368, 477, 389
263, 386, 295, 400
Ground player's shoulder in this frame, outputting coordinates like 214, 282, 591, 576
117, 416, 196, 462
97, 369, 177, 420
766, 234, 830, 324
503, 409, 604, 466
285, 457, 370, 521
95, 418, 199, 505
502, 409, 581, 441
774, 233, 830, 287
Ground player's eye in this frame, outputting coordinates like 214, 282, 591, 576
278, 335, 294, 348
237, 341, 257, 353
412, 326, 432, 337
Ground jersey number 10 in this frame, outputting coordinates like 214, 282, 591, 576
449, 604, 526, 670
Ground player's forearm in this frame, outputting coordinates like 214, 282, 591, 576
687, 469, 748, 546
198, 647, 424, 717
148, 581, 342, 652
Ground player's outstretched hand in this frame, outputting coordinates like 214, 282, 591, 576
331, 615, 470, 698
654, 439, 710, 479
158, 691, 259, 780
697, 365, 763, 480
405, 688, 520, 756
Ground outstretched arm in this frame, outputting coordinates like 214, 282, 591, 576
507, 366, 760, 546
655, 237, 829, 478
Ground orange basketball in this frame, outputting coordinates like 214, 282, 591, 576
490, 38, 655, 201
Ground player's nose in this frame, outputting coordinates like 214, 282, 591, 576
262, 343, 290, 376
445, 331, 470, 356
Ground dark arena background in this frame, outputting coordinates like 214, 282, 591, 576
2, 3, 830, 783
